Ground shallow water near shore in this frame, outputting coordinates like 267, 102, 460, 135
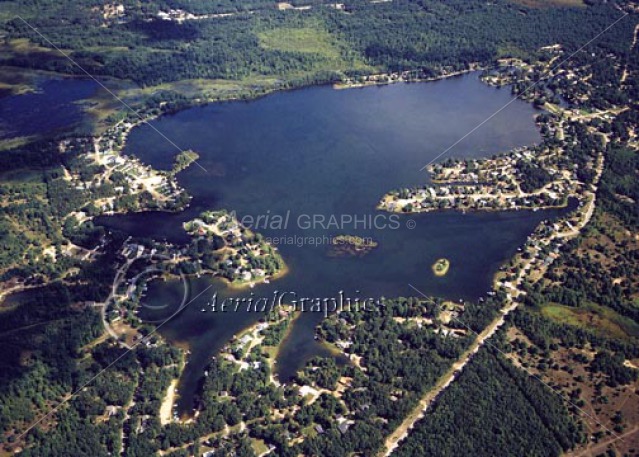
0, 78, 98, 139
98, 73, 570, 414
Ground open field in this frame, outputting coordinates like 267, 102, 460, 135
508, 0, 585, 7
541, 302, 639, 341
258, 25, 372, 72
507, 326, 639, 457
258, 26, 344, 58
118, 78, 251, 99
251, 438, 270, 456
0, 39, 68, 72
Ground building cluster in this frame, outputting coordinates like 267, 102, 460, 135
157, 9, 237, 22
184, 210, 283, 285
380, 151, 574, 213
91, 3, 126, 24
495, 192, 596, 303
378, 71, 608, 215
336, 65, 480, 89
62, 119, 188, 220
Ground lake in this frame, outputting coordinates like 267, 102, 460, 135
0, 78, 98, 139
98, 74, 568, 414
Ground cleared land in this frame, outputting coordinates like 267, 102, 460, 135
257, 25, 371, 72
541, 302, 639, 342
258, 26, 343, 57
508, 0, 585, 7
508, 326, 639, 457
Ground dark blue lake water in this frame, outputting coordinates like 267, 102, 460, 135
98, 74, 568, 414
0, 78, 98, 139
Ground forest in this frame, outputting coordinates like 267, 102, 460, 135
394, 348, 579, 457
1, 0, 638, 455
521, 145, 639, 333
0, 0, 635, 87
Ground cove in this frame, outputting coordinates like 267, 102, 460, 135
0, 78, 98, 139
98, 73, 569, 415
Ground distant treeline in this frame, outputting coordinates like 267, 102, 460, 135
1, 1, 635, 86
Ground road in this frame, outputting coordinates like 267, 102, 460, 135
380, 298, 519, 456
620, 23, 639, 84
380, 150, 603, 456
98, 250, 141, 348
566, 425, 639, 457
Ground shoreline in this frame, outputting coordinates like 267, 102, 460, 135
159, 379, 179, 425
80, 62, 555, 353
268, 310, 303, 383
223, 261, 290, 292
219, 306, 300, 386
155, 253, 289, 293
378, 199, 570, 215
431, 258, 450, 277
332, 66, 483, 91
45, 64, 492, 238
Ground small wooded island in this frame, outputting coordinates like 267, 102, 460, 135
328, 235, 379, 257
3, 1, 639, 455
170, 149, 200, 175
432, 258, 451, 277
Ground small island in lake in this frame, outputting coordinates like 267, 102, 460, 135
328, 235, 379, 257
170, 149, 200, 175
432, 258, 450, 277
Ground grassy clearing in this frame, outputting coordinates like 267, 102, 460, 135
301, 424, 318, 438
257, 25, 371, 72
251, 439, 269, 456
496, 44, 530, 60
0, 39, 66, 62
82, 46, 131, 53
262, 346, 278, 359
541, 302, 639, 340
542, 102, 562, 115
115, 76, 290, 109
119, 78, 247, 99
508, 0, 584, 7
258, 27, 343, 58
